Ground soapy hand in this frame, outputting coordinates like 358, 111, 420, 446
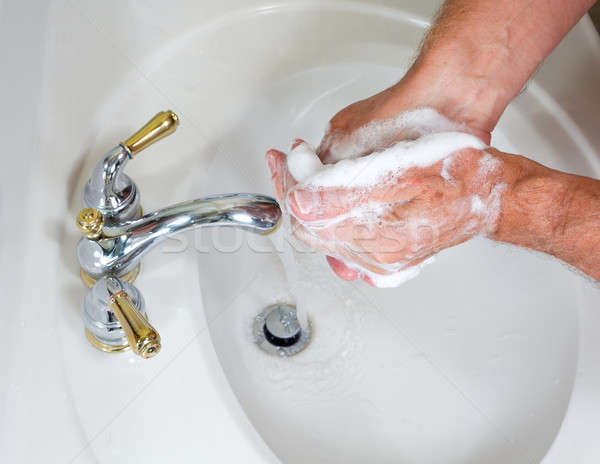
267, 0, 600, 286
266, 110, 509, 287
316, 68, 495, 165
276, 62, 501, 285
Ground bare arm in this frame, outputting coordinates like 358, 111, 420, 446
267, 0, 600, 286
318, 0, 596, 160
413, 0, 597, 133
495, 151, 600, 281
417, 0, 600, 279
268, 144, 600, 286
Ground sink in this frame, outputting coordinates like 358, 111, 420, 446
2, 0, 600, 463
196, 53, 584, 464
193, 3, 600, 464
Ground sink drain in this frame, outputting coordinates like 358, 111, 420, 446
253, 303, 311, 356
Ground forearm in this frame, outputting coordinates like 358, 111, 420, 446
493, 151, 600, 280
398, 0, 594, 134
317, 0, 594, 160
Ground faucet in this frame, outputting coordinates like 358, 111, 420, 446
76, 193, 281, 282
82, 110, 180, 224
83, 275, 161, 358
75, 111, 282, 356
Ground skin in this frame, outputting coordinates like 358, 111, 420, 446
267, 140, 509, 284
267, 0, 600, 285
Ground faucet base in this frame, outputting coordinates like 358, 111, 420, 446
80, 264, 141, 289
85, 328, 130, 353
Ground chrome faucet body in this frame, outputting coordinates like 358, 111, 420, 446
76, 110, 282, 357
77, 193, 281, 280
82, 144, 141, 223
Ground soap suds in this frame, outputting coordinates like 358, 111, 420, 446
288, 131, 486, 189
281, 108, 504, 288
344, 256, 436, 288
478, 152, 501, 177
320, 107, 467, 162
480, 183, 506, 234
286, 141, 323, 182
293, 222, 435, 287
441, 155, 455, 182
291, 201, 394, 230
471, 195, 485, 214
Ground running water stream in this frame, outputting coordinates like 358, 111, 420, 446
272, 217, 310, 331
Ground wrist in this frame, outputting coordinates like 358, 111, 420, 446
491, 151, 576, 257
396, 42, 508, 141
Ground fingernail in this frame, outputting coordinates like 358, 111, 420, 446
291, 139, 304, 150
291, 189, 318, 216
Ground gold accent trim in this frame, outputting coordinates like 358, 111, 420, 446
80, 264, 141, 289
123, 110, 179, 156
76, 208, 104, 239
108, 292, 161, 358
85, 328, 130, 353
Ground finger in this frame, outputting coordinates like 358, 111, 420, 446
287, 177, 427, 223
291, 138, 305, 150
359, 252, 437, 287
297, 203, 440, 269
317, 123, 446, 164
290, 217, 393, 275
266, 138, 315, 204
317, 127, 404, 164
265, 149, 299, 207
325, 255, 359, 281
317, 130, 346, 164
289, 217, 337, 255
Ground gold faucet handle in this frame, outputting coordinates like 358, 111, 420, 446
108, 291, 161, 358
122, 110, 179, 156
77, 208, 104, 239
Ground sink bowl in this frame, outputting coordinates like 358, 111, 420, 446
193, 3, 600, 464
2, 1, 600, 463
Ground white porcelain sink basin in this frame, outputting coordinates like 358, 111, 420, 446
2, 1, 600, 463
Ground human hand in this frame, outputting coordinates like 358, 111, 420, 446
294, 55, 503, 282
266, 121, 514, 287
316, 62, 497, 165
265, 0, 600, 286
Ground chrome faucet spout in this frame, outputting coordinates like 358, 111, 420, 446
77, 193, 282, 280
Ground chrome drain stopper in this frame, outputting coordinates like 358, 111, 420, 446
253, 303, 311, 356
